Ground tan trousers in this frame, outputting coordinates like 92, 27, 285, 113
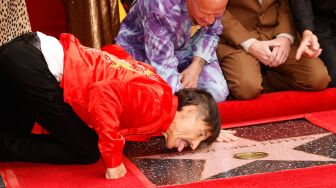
217, 43, 331, 100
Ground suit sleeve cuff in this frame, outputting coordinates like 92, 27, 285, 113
240, 38, 257, 52
276, 33, 294, 44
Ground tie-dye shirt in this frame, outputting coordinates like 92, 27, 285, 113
116, 0, 223, 93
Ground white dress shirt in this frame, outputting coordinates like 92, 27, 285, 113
36, 32, 64, 82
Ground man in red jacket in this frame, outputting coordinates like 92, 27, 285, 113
0, 32, 237, 179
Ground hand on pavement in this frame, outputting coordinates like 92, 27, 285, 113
216, 130, 239, 142
105, 163, 127, 179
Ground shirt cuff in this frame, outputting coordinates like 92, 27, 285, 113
276, 33, 294, 44
240, 38, 257, 52
101, 154, 123, 168
192, 52, 212, 64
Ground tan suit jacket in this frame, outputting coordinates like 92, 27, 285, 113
219, 0, 296, 47
216, 0, 329, 100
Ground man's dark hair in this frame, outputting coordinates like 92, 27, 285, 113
175, 88, 221, 145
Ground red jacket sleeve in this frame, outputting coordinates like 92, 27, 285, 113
87, 79, 170, 169
87, 81, 126, 168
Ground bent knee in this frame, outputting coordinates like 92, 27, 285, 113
230, 79, 262, 100
199, 73, 229, 102
297, 57, 331, 90
326, 70, 336, 87
212, 90, 229, 102
298, 70, 330, 91
204, 84, 229, 102
79, 150, 101, 164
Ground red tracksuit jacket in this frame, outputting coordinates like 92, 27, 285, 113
59, 33, 178, 168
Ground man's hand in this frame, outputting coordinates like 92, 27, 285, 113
268, 37, 291, 67
216, 130, 239, 142
296, 30, 322, 60
105, 163, 127, 179
248, 40, 279, 66
179, 57, 205, 88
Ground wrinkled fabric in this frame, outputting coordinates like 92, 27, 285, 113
59, 34, 178, 168
65, 0, 120, 48
116, 0, 229, 102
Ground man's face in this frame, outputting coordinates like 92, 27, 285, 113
187, 0, 228, 27
164, 105, 212, 152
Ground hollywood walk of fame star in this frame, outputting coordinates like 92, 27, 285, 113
137, 133, 336, 180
